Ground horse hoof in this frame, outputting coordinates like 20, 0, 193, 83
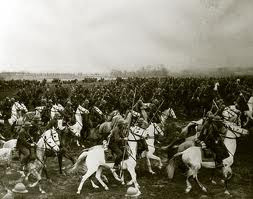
224, 190, 230, 195
221, 180, 225, 184
150, 171, 155, 175
41, 190, 46, 194
121, 182, 125, 185
185, 187, 192, 193
105, 186, 109, 191
127, 181, 133, 186
77, 191, 81, 194
211, 180, 217, 185
202, 187, 207, 192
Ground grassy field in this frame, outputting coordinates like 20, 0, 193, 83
0, 119, 252, 199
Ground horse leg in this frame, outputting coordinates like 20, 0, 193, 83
185, 168, 193, 193
77, 168, 97, 194
146, 154, 155, 174
110, 168, 122, 183
127, 166, 140, 190
148, 153, 163, 170
90, 180, 99, 189
210, 169, 217, 184
57, 153, 63, 174
223, 166, 232, 195
194, 175, 207, 192
95, 167, 109, 190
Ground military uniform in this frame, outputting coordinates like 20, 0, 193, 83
108, 119, 128, 169
16, 122, 36, 170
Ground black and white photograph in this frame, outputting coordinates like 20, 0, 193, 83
0, 0, 252, 198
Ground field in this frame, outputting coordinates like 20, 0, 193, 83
0, 119, 252, 199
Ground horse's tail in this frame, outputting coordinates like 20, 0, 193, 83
166, 151, 184, 179
68, 151, 88, 174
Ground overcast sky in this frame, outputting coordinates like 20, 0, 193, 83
0, 0, 252, 73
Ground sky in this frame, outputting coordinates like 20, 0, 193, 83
0, 0, 252, 73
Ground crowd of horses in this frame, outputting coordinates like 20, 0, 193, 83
0, 77, 252, 197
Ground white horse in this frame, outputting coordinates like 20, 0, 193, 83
23, 129, 60, 193
50, 103, 64, 119
68, 104, 89, 146
222, 105, 241, 126
71, 122, 145, 195
166, 121, 248, 195
140, 123, 164, 174
8, 101, 28, 125
161, 108, 176, 129
25, 106, 45, 121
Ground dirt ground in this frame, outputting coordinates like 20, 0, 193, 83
0, 122, 252, 199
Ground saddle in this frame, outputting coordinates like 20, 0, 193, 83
201, 148, 215, 162
104, 148, 129, 164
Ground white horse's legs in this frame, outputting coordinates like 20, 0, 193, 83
110, 168, 122, 182
185, 175, 192, 193
146, 156, 155, 174
194, 175, 207, 192
223, 166, 232, 195
145, 151, 163, 174
127, 166, 140, 190
90, 180, 99, 189
95, 167, 109, 190
77, 168, 97, 194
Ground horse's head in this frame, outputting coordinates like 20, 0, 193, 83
152, 123, 164, 136
42, 129, 60, 152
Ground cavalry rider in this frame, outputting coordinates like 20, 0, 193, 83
62, 100, 75, 126
235, 92, 248, 126
16, 121, 36, 171
108, 118, 129, 170
133, 99, 149, 122
40, 99, 52, 125
30, 115, 43, 143
197, 112, 229, 168
147, 98, 160, 123
76, 99, 92, 143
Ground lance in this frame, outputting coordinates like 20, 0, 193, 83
120, 88, 137, 178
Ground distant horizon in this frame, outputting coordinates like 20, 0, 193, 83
0, 65, 252, 75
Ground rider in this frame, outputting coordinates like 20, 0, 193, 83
41, 99, 52, 125
147, 98, 160, 123
197, 112, 229, 168
16, 121, 36, 171
108, 118, 128, 170
62, 100, 75, 126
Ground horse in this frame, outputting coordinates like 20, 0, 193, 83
25, 106, 45, 121
8, 101, 28, 126
222, 105, 241, 126
89, 112, 124, 142
166, 119, 248, 195
140, 123, 164, 174
23, 129, 61, 193
67, 104, 89, 147
1, 130, 70, 175
71, 112, 143, 196
161, 108, 176, 127
50, 103, 64, 119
